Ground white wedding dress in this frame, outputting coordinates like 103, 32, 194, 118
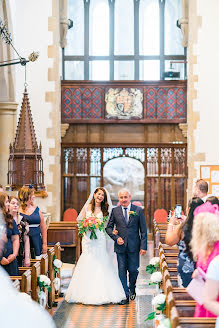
65, 210, 126, 305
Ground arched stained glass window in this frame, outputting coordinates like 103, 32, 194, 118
114, 0, 134, 55
139, 0, 160, 55
65, 0, 84, 56
165, 0, 184, 55
90, 0, 109, 56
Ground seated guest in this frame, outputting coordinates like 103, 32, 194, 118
165, 197, 204, 287
0, 192, 19, 275
204, 254, 219, 327
9, 196, 30, 267
191, 206, 219, 318
206, 195, 219, 206
18, 187, 47, 259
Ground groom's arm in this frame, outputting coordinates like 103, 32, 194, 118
139, 208, 147, 251
106, 209, 119, 242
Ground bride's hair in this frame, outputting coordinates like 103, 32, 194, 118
90, 188, 109, 217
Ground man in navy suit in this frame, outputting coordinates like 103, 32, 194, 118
106, 188, 147, 304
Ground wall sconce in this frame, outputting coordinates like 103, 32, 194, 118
0, 19, 39, 67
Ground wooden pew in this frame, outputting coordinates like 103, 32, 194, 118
48, 222, 80, 263
31, 261, 41, 302
48, 247, 56, 308
54, 242, 62, 297
21, 269, 32, 294
170, 304, 216, 328
160, 242, 216, 328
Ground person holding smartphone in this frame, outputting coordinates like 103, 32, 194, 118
165, 197, 204, 287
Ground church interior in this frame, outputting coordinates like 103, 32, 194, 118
1, 0, 219, 327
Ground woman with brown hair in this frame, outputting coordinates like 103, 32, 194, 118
18, 187, 47, 259
65, 187, 126, 305
9, 196, 30, 266
0, 192, 19, 275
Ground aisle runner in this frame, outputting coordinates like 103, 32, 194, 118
54, 242, 154, 328
54, 301, 136, 328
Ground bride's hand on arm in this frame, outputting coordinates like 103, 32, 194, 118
113, 229, 118, 235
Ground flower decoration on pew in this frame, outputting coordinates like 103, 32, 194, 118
78, 215, 108, 240
53, 256, 63, 274
53, 255, 63, 291
37, 274, 51, 292
146, 257, 160, 274
37, 275, 51, 308
157, 318, 171, 328
145, 294, 166, 321
149, 271, 162, 288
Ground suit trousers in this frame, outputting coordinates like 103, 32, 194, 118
116, 249, 139, 298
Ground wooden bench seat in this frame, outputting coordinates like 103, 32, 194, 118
48, 222, 80, 263
179, 317, 216, 327
175, 299, 196, 317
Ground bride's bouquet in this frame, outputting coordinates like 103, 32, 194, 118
78, 215, 108, 240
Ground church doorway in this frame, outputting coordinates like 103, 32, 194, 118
61, 144, 187, 231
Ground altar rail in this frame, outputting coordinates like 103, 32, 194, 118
61, 80, 187, 124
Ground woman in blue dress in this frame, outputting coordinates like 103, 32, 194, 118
165, 197, 204, 287
18, 187, 47, 259
0, 192, 20, 275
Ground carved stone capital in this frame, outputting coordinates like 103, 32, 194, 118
0, 102, 18, 114
179, 123, 187, 138
61, 123, 69, 138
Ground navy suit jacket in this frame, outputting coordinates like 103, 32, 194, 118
106, 204, 147, 253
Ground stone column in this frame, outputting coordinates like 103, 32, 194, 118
0, 102, 18, 187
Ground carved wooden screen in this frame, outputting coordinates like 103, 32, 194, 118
61, 145, 187, 231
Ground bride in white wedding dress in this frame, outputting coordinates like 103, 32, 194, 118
65, 187, 126, 305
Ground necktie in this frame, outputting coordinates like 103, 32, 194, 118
124, 207, 128, 224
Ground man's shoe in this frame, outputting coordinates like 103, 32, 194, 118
118, 298, 129, 305
129, 290, 136, 301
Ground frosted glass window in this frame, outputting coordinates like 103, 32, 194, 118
140, 60, 160, 80
66, 1, 84, 55
114, 61, 134, 80
65, 61, 84, 80
89, 61, 109, 80
115, 0, 134, 55
90, 0, 109, 56
139, 0, 160, 55
165, 0, 184, 55
103, 157, 144, 204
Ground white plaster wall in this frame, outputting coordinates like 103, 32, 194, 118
192, 0, 219, 177
9, 0, 58, 214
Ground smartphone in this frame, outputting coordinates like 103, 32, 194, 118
175, 204, 182, 219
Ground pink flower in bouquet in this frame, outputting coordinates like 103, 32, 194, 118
83, 219, 89, 227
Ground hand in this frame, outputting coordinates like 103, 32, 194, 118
7, 254, 16, 263
42, 244, 47, 254
113, 229, 118, 235
24, 259, 31, 267
140, 249, 146, 255
117, 237, 124, 245
180, 214, 187, 223
192, 269, 199, 279
1, 257, 9, 265
169, 212, 178, 225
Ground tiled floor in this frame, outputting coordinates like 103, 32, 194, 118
53, 242, 155, 328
